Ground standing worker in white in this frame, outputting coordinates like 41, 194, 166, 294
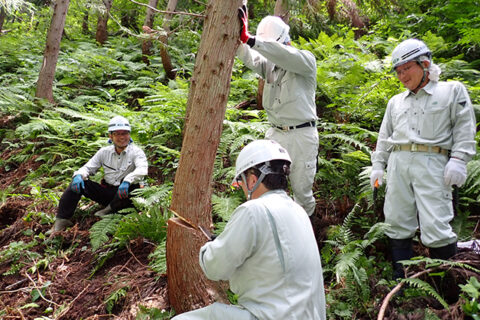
236, 6, 319, 216
370, 38, 476, 279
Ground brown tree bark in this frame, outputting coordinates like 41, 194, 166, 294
35, 0, 70, 104
0, 7, 6, 33
326, 0, 367, 39
166, 0, 243, 314
82, 10, 89, 34
96, 0, 113, 45
141, 0, 159, 64
158, 0, 177, 79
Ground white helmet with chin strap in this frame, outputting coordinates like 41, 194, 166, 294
391, 38, 432, 91
234, 139, 291, 200
391, 38, 431, 69
256, 16, 290, 44
108, 116, 131, 132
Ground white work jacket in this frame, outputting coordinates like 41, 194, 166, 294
372, 80, 476, 170
237, 41, 317, 127
74, 144, 148, 186
199, 190, 326, 320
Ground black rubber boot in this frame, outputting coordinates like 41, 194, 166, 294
429, 242, 457, 260
390, 238, 413, 280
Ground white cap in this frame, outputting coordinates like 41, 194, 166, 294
234, 139, 291, 182
256, 16, 290, 43
108, 116, 131, 132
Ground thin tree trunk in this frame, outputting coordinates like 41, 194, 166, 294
166, 0, 243, 314
82, 10, 89, 34
141, 0, 159, 65
158, 0, 177, 79
96, 0, 113, 45
0, 7, 6, 33
35, 0, 70, 103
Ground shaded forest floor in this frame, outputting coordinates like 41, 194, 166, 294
1, 148, 479, 319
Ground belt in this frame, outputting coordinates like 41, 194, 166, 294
393, 143, 448, 156
274, 121, 316, 131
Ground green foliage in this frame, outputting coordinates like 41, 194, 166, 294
148, 242, 167, 275
0, 240, 40, 275
105, 286, 129, 313
460, 277, 480, 318
322, 204, 389, 317
136, 304, 175, 320
90, 214, 124, 251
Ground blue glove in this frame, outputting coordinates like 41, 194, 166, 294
71, 174, 84, 194
117, 181, 130, 199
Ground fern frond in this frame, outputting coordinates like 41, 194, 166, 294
212, 194, 242, 222
90, 214, 123, 251
323, 133, 371, 154
148, 242, 167, 275
402, 278, 449, 309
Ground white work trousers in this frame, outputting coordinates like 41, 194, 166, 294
384, 151, 457, 248
266, 126, 318, 215
172, 302, 257, 320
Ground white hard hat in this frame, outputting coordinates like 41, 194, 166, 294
108, 116, 131, 132
391, 38, 431, 69
234, 139, 291, 182
256, 16, 290, 43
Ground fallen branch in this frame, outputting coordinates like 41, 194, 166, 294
377, 268, 433, 320
56, 284, 91, 318
129, 0, 206, 18
24, 271, 60, 307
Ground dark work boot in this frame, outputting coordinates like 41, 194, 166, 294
46, 218, 73, 235
429, 242, 458, 303
429, 242, 457, 260
390, 238, 413, 280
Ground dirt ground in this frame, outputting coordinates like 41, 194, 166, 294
1, 149, 480, 319
0, 154, 170, 319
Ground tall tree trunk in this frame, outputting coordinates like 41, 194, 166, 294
327, 0, 367, 39
96, 0, 113, 45
166, 0, 243, 314
141, 0, 159, 65
35, 0, 70, 104
256, 0, 289, 110
82, 10, 89, 34
158, 0, 177, 79
0, 7, 6, 33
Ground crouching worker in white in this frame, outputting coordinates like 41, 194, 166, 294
172, 140, 326, 320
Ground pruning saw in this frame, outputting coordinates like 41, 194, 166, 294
170, 208, 212, 241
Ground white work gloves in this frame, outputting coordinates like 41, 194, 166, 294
370, 169, 384, 189
444, 158, 467, 187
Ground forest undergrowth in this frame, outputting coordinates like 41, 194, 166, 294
1, 0, 480, 319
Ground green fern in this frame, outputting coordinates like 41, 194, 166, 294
212, 193, 243, 223
105, 286, 129, 313
402, 278, 449, 309
148, 242, 167, 275
90, 214, 124, 251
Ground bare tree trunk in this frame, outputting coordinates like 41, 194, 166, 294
166, 0, 243, 314
0, 7, 6, 33
82, 10, 89, 34
158, 0, 177, 79
141, 0, 159, 65
96, 0, 113, 45
35, 0, 70, 104
326, 0, 367, 39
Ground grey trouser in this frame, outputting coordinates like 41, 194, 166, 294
384, 151, 457, 248
266, 126, 318, 215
